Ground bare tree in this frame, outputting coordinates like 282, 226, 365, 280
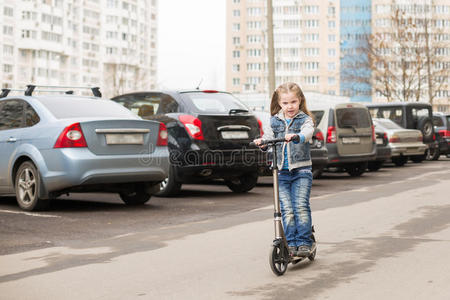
345, 2, 449, 104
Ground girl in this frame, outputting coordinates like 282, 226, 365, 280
254, 82, 315, 257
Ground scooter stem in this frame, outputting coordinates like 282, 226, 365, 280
272, 145, 284, 240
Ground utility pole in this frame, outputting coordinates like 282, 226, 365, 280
267, 0, 275, 94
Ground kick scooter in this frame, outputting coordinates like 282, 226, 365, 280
251, 136, 316, 276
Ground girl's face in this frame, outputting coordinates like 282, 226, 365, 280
278, 92, 300, 119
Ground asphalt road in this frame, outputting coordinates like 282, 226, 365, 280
1, 158, 449, 299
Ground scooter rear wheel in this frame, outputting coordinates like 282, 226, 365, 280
269, 245, 288, 276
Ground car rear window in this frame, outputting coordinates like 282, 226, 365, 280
336, 108, 371, 128
112, 93, 179, 117
37, 97, 137, 119
182, 92, 248, 114
433, 116, 444, 127
311, 110, 324, 125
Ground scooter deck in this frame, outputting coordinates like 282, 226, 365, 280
290, 242, 317, 260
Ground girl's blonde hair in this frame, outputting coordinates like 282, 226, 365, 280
270, 82, 315, 123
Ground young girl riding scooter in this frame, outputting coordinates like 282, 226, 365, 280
254, 82, 315, 257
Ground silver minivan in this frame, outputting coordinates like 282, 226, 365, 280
311, 102, 376, 177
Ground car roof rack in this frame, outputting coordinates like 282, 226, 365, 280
1, 86, 102, 98
24, 85, 102, 97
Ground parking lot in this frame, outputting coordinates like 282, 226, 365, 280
1, 158, 449, 299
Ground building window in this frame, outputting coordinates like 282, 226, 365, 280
328, 34, 336, 42
232, 50, 240, 58
328, 20, 336, 28
233, 23, 240, 31
3, 45, 13, 56
232, 37, 240, 45
3, 6, 13, 17
3, 64, 13, 73
328, 77, 336, 85
3, 26, 13, 35
232, 64, 240, 72
233, 78, 240, 86
233, 10, 240, 17
328, 62, 336, 70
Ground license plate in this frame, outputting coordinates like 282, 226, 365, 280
221, 131, 249, 139
105, 133, 144, 145
342, 137, 360, 144
376, 138, 383, 145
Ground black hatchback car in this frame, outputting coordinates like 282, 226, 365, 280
112, 90, 265, 196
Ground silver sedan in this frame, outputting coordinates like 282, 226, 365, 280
373, 118, 427, 166
0, 94, 169, 211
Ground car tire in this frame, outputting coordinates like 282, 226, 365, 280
345, 162, 368, 177
417, 117, 434, 142
119, 184, 151, 205
368, 161, 383, 172
426, 148, 440, 161
225, 173, 258, 193
392, 156, 408, 166
155, 165, 182, 197
15, 161, 50, 211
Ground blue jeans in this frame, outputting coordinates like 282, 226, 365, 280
278, 168, 313, 247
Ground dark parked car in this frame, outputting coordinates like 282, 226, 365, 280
112, 90, 265, 196
432, 112, 450, 158
367, 102, 438, 162
252, 111, 328, 179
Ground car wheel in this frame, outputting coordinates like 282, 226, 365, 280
119, 184, 151, 205
426, 148, 440, 161
155, 165, 182, 197
368, 161, 383, 172
345, 162, 367, 177
15, 161, 50, 211
225, 173, 258, 193
392, 156, 408, 166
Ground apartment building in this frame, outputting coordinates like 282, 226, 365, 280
226, 0, 340, 96
0, 0, 157, 98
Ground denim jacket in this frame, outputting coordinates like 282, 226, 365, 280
263, 111, 314, 171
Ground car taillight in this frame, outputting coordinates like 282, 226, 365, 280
326, 126, 336, 143
389, 135, 400, 143
157, 122, 168, 146
315, 131, 324, 141
417, 133, 423, 142
383, 132, 388, 144
371, 125, 376, 142
439, 130, 450, 138
178, 115, 204, 140
257, 119, 264, 138
54, 123, 87, 148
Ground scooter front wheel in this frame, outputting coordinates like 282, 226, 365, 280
269, 245, 289, 276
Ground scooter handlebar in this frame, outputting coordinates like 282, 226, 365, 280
249, 135, 299, 147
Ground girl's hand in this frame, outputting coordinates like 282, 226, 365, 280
253, 138, 263, 146
285, 133, 299, 142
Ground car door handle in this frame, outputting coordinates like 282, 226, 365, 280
7, 137, 17, 143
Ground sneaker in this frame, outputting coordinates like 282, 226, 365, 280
296, 245, 311, 257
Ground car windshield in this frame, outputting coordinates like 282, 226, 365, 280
182, 92, 248, 114
37, 97, 137, 119
336, 108, 371, 128
374, 119, 403, 130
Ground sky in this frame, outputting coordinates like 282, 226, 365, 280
158, 0, 226, 91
